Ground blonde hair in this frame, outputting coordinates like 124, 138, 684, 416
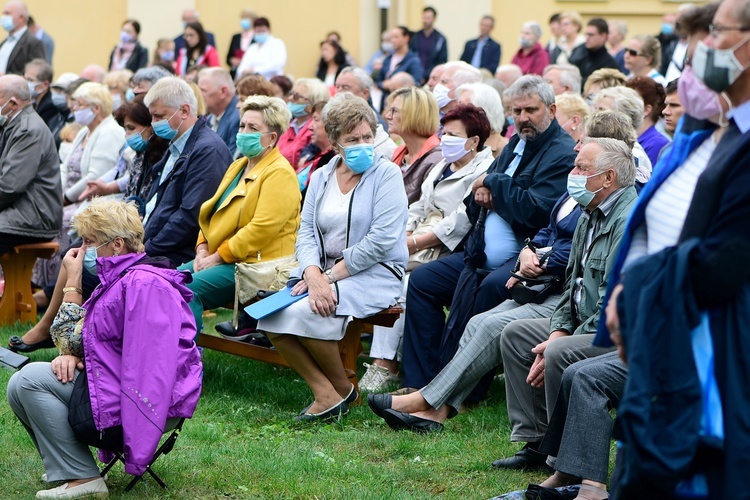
560, 11, 583, 31
583, 68, 628, 96
241, 95, 292, 136
59, 122, 84, 142
596, 86, 644, 130
388, 86, 439, 138
73, 199, 145, 253
583, 110, 637, 149
322, 93, 377, 143
104, 70, 133, 95
293, 78, 330, 107
632, 34, 662, 70
555, 92, 590, 122
186, 80, 206, 116
72, 82, 113, 116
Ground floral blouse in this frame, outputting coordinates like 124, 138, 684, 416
50, 302, 86, 358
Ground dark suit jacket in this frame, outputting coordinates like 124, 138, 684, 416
144, 117, 232, 265
226, 32, 254, 78
1, 29, 45, 75
34, 90, 65, 148
568, 45, 618, 86
174, 32, 216, 53
460, 37, 501, 74
108, 42, 149, 72
209, 94, 240, 154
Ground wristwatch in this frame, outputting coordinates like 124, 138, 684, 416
325, 269, 335, 283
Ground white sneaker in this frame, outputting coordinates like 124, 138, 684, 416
42, 473, 107, 483
359, 362, 400, 392
36, 477, 108, 498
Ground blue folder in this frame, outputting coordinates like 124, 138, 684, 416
244, 286, 308, 320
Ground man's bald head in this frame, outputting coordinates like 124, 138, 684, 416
2, 1, 28, 31
0, 74, 30, 101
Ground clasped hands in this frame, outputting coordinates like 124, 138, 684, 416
51, 355, 84, 384
526, 330, 568, 388
506, 247, 545, 289
292, 267, 338, 317
193, 246, 223, 272
472, 173, 494, 209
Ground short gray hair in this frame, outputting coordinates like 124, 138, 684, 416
596, 86, 644, 130
456, 82, 504, 133
0, 74, 30, 101
586, 137, 636, 187
522, 21, 542, 39
144, 76, 198, 116
505, 74, 555, 107
199, 67, 236, 95
609, 19, 628, 37
543, 64, 582, 95
131, 66, 171, 89
337, 66, 373, 90
322, 92, 377, 144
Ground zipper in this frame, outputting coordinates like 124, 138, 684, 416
379, 262, 403, 281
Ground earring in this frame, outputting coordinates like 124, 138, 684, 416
113, 251, 119, 257
572, 126, 577, 131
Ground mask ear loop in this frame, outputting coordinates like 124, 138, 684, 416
718, 92, 732, 128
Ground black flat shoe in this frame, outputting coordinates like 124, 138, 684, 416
367, 393, 392, 418
215, 322, 257, 341
295, 399, 348, 422
381, 408, 443, 433
8, 335, 55, 353
345, 384, 358, 405
491, 443, 552, 471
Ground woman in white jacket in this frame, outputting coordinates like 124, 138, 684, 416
361, 103, 495, 392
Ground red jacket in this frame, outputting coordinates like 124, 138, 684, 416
175, 45, 220, 76
511, 43, 550, 76
278, 119, 312, 167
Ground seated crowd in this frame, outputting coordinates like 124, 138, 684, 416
2, 1, 749, 499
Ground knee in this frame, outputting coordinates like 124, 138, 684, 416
500, 319, 525, 352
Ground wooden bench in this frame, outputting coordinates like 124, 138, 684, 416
197, 306, 403, 397
0, 242, 59, 326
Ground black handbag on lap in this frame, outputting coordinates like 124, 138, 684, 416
68, 368, 123, 450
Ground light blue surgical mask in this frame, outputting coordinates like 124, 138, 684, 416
507, 116, 514, 126
0, 99, 12, 127
51, 91, 67, 109
287, 102, 308, 118
125, 88, 135, 102
661, 23, 675, 36
74, 107, 96, 126
567, 171, 605, 207
83, 242, 109, 276
339, 143, 375, 174
1, 15, 14, 32
160, 50, 175, 62
28, 81, 41, 98
126, 128, 150, 152
240, 19, 252, 31
152, 109, 182, 141
254, 32, 269, 44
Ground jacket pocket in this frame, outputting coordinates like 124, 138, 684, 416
379, 262, 404, 281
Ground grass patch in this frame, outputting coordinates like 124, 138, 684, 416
1, 311, 555, 499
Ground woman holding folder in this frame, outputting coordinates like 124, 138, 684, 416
257, 93, 408, 422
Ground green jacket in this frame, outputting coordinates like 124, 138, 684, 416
550, 186, 637, 336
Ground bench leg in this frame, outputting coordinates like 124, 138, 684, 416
0, 253, 38, 325
338, 319, 364, 403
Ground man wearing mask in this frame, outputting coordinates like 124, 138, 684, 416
143, 77, 232, 265
410, 7, 447, 84
0, 1, 44, 76
512, 21, 550, 76
0, 74, 60, 255
23, 58, 63, 144
432, 61, 481, 115
657, 13, 679, 76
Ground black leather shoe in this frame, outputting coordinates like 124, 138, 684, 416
295, 399, 348, 422
367, 393, 392, 418
215, 312, 258, 341
8, 335, 55, 353
491, 443, 552, 471
381, 408, 443, 433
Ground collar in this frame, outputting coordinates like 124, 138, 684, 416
7, 25, 27, 41
513, 139, 526, 156
728, 99, 750, 134
169, 125, 194, 156
588, 186, 628, 217
95, 252, 147, 286
513, 117, 562, 157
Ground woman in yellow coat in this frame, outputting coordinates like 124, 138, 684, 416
179, 95, 300, 336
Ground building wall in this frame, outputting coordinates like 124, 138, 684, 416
21, 0, 695, 78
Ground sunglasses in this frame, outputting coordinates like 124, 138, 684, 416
625, 48, 642, 57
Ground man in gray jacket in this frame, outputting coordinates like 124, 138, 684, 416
0, 74, 61, 255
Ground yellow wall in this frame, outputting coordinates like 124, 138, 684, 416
22, 0, 689, 78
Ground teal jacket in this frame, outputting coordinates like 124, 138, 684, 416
550, 186, 637, 336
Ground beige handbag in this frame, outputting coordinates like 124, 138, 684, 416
233, 254, 298, 323
407, 210, 445, 271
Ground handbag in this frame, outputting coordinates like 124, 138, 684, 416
509, 243, 560, 305
407, 210, 444, 271
68, 367, 123, 450
234, 254, 298, 323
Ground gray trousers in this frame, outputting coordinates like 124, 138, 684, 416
7, 362, 100, 482
500, 318, 614, 442
420, 294, 560, 412
540, 352, 627, 483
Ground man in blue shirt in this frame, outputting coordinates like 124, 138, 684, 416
461, 15, 502, 75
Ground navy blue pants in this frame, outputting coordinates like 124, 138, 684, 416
400, 252, 517, 389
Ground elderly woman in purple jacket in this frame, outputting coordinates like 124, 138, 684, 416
258, 93, 408, 422
7, 199, 202, 499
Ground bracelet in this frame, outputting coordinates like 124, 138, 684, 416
412, 235, 420, 252
62, 287, 83, 295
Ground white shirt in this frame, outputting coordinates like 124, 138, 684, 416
235, 35, 287, 80
0, 26, 27, 74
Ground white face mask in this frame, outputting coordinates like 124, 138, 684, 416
440, 135, 470, 163
432, 83, 453, 109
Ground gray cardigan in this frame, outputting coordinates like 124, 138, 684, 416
291, 153, 408, 317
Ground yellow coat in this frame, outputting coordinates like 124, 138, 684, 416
196, 147, 301, 263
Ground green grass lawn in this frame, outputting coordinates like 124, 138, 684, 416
1, 312, 554, 499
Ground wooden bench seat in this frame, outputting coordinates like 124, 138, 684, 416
197, 306, 403, 396
0, 242, 59, 326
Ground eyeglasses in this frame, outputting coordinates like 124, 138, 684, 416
385, 106, 400, 116
289, 91, 311, 103
709, 24, 750, 36
624, 48, 642, 57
